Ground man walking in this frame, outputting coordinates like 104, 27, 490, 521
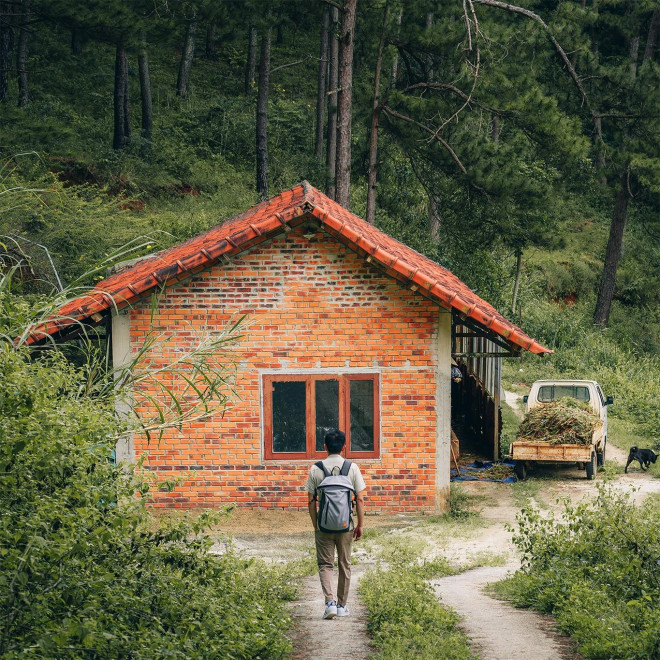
306, 429, 366, 620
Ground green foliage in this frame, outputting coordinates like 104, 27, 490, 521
503, 295, 660, 442
499, 401, 522, 458
446, 483, 483, 521
494, 488, 660, 659
360, 552, 473, 660
0, 287, 294, 658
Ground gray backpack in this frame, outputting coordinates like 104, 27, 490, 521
315, 460, 355, 533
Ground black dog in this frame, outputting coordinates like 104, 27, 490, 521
625, 446, 658, 473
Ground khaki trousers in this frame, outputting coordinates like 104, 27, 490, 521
314, 530, 353, 606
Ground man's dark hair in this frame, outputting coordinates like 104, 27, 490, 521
324, 429, 346, 454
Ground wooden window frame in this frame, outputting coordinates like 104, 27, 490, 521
263, 373, 380, 460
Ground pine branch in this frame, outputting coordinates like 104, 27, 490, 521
382, 106, 467, 174
472, 0, 591, 112
401, 82, 511, 117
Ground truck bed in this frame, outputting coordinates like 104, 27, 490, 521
511, 424, 603, 463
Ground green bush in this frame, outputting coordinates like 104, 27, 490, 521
360, 553, 473, 659
494, 488, 660, 659
0, 290, 295, 659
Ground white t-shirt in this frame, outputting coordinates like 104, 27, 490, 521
305, 454, 366, 497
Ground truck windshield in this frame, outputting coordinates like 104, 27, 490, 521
537, 385, 590, 403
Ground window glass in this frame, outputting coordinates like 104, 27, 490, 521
272, 381, 306, 453
350, 380, 374, 452
538, 385, 590, 403
315, 380, 340, 452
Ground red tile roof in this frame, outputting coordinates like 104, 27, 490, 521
28, 182, 551, 354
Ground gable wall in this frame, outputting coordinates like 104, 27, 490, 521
127, 225, 445, 512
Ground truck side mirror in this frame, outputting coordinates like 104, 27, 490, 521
522, 395, 528, 404
606, 396, 614, 406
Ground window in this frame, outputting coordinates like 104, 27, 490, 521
537, 385, 590, 403
263, 374, 379, 460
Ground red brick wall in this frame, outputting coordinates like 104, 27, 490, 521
128, 225, 444, 512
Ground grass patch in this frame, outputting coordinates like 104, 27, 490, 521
363, 530, 430, 563
511, 477, 547, 508
500, 400, 523, 458
493, 486, 660, 659
461, 551, 508, 570
286, 548, 319, 577
598, 458, 625, 479
360, 553, 473, 659
446, 483, 487, 520
608, 417, 653, 454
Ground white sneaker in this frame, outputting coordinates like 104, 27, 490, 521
323, 601, 337, 619
336, 604, 350, 617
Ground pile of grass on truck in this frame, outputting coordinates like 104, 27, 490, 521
516, 398, 600, 446
511, 397, 605, 480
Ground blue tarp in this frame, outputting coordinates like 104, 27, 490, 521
451, 459, 516, 483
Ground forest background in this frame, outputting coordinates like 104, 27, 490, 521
1, 0, 659, 452
1, 1, 660, 656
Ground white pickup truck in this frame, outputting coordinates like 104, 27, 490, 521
510, 380, 614, 480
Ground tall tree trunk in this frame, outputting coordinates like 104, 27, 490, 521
138, 33, 153, 140
326, 6, 339, 198
113, 44, 129, 149
426, 12, 434, 81
593, 18, 645, 327
391, 9, 402, 84
256, 28, 271, 201
244, 22, 257, 94
511, 249, 523, 315
17, 0, 29, 108
314, 5, 330, 162
0, 1, 11, 103
335, 0, 358, 208
491, 114, 500, 145
366, 0, 389, 225
629, 31, 640, 79
177, 20, 197, 98
123, 54, 131, 141
71, 28, 84, 56
205, 23, 217, 60
643, 10, 659, 63
593, 167, 630, 326
428, 192, 441, 243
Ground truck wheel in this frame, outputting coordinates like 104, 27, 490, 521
597, 439, 606, 467
514, 462, 527, 481
586, 452, 597, 480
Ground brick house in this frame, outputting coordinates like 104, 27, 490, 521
32, 182, 549, 513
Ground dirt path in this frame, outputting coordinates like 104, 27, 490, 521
433, 565, 576, 660
287, 564, 373, 660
